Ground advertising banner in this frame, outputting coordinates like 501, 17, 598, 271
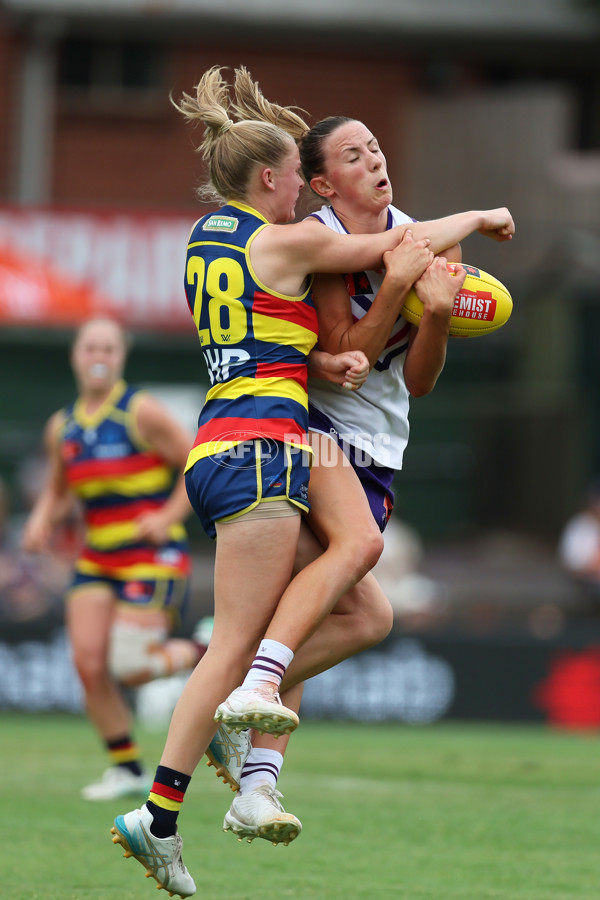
0, 207, 197, 331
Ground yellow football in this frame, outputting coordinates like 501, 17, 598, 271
401, 263, 513, 337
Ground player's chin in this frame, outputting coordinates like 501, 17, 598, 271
372, 190, 392, 211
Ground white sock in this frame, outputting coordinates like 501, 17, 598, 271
239, 748, 283, 793
241, 639, 294, 691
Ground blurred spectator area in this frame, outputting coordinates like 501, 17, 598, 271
0, 0, 599, 611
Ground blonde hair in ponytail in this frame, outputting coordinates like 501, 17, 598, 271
231, 66, 309, 143
172, 66, 310, 203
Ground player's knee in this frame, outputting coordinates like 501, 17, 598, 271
346, 527, 384, 580
108, 621, 167, 684
71, 649, 107, 693
338, 581, 394, 651
365, 594, 394, 645
364, 528, 385, 571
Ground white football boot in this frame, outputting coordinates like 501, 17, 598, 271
214, 686, 299, 737
223, 785, 302, 846
111, 804, 196, 898
81, 766, 151, 801
205, 725, 251, 791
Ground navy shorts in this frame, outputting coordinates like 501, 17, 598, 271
67, 570, 190, 619
308, 404, 395, 533
185, 438, 311, 540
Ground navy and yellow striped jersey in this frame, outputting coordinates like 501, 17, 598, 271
184, 202, 318, 470
59, 380, 189, 582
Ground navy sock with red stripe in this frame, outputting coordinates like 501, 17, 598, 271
147, 765, 191, 838
106, 735, 143, 776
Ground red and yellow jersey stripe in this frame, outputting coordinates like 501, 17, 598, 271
60, 380, 188, 581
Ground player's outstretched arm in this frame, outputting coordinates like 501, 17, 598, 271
411, 208, 515, 255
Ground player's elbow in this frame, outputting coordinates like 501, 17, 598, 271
406, 376, 437, 398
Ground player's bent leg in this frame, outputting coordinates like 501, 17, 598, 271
277, 520, 393, 689
282, 570, 393, 688
108, 613, 205, 688
111, 804, 196, 897
204, 528, 392, 792
262, 437, 384, 654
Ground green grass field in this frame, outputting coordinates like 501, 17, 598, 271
2, 712, 600, 900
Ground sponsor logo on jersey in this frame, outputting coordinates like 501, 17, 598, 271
202, 216, 239, 233
94, 442, 131, 459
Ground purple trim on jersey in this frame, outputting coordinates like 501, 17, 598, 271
309, 207, 349, 233
308, 403, 394, 533
310, 207, 416, 231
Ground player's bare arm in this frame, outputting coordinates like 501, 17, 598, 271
133, 394, 193, 543
313, 230, 433, 367
408, 208, 514, 255
308, 349, 370, 391
21, 411, 70, 553
404, 259, 467, 397
251, 218, 416, 295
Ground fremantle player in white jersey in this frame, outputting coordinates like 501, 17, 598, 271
215, 115, 515, 845
307, 201, 416, 529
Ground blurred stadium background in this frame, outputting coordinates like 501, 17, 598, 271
1, 0, 600, 729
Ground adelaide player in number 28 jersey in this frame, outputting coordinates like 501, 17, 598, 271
183, 201, 319, 538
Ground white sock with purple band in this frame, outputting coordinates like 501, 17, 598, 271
239, 748, 283, 793
241, 639, 294, 691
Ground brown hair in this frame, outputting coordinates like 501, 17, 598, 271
299, 116, 355, 185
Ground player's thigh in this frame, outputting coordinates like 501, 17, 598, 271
292, 519, 324, 576
308, 432, 382, 548
211, 513, 301, 652
66, 582, 116, 662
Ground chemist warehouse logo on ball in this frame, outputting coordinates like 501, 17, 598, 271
452, 287, 497, 322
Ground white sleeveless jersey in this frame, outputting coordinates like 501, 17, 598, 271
307, 203, 414, 469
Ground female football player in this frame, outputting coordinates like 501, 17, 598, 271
22, 316, 208, 801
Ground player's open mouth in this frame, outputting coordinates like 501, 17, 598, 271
376, 179, 388, 189
89, 363, 109, 377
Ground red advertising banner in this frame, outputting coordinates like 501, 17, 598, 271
0, 207, 199, 332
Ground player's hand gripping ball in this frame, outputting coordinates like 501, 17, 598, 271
401, 263, 513, 337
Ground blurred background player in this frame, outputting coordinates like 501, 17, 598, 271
558, 477, 600, 602
21, 316, 207, 801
